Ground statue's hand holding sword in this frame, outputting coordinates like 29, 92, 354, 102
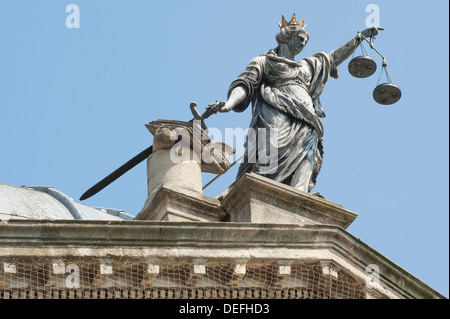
79, 101, 227, 201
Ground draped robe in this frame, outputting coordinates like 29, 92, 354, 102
229, 50, 338, 192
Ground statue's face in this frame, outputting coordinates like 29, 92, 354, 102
288, 32, 308, 56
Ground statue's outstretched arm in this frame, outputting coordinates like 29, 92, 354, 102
221, 86, 247, 112
331, 27, 382, 67
206, 86, 247, 114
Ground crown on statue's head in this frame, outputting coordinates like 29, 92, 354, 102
278, 13, 306, 30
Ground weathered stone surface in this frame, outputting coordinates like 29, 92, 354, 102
0, 219, 445, 299
139, 171, 357, 227
136, 186, 226, 222
145, 120, 235, 175
221, 173, 357, 228
144, 148, 203, 207
140, 120, 235, 216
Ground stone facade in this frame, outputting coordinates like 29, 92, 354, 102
0, 173, 445, 299
0, 122, 445, 299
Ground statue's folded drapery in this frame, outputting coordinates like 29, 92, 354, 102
229, 51, 338, 192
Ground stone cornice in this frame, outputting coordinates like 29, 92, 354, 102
0, 219, 445, 299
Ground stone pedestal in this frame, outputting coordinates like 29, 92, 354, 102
145, 148, 203, 206
136, 186, 226, 222
136, 120, 234, 222
220, 173, 358, 229
136, 120, 356, 228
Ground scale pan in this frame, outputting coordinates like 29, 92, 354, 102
348, 56, 377, 78
373, 83, 402, 105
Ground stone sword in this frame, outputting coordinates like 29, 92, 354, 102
79, 102, 224, 201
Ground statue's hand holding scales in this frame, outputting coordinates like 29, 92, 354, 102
216, 23, 383, 114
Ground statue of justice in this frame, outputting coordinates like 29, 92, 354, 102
80, 14, 401, 201
207, 14, 400, 194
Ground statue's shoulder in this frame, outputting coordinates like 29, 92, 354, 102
259, 50, 275, 60
262, 52, 304, 68
248, 55, 267, 65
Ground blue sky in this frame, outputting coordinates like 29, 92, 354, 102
0, 0, 448, 297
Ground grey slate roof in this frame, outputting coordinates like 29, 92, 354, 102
0, 184, 133, 221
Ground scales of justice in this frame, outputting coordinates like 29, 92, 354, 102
347, 27, 401, 105
79, 14, 402, 207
